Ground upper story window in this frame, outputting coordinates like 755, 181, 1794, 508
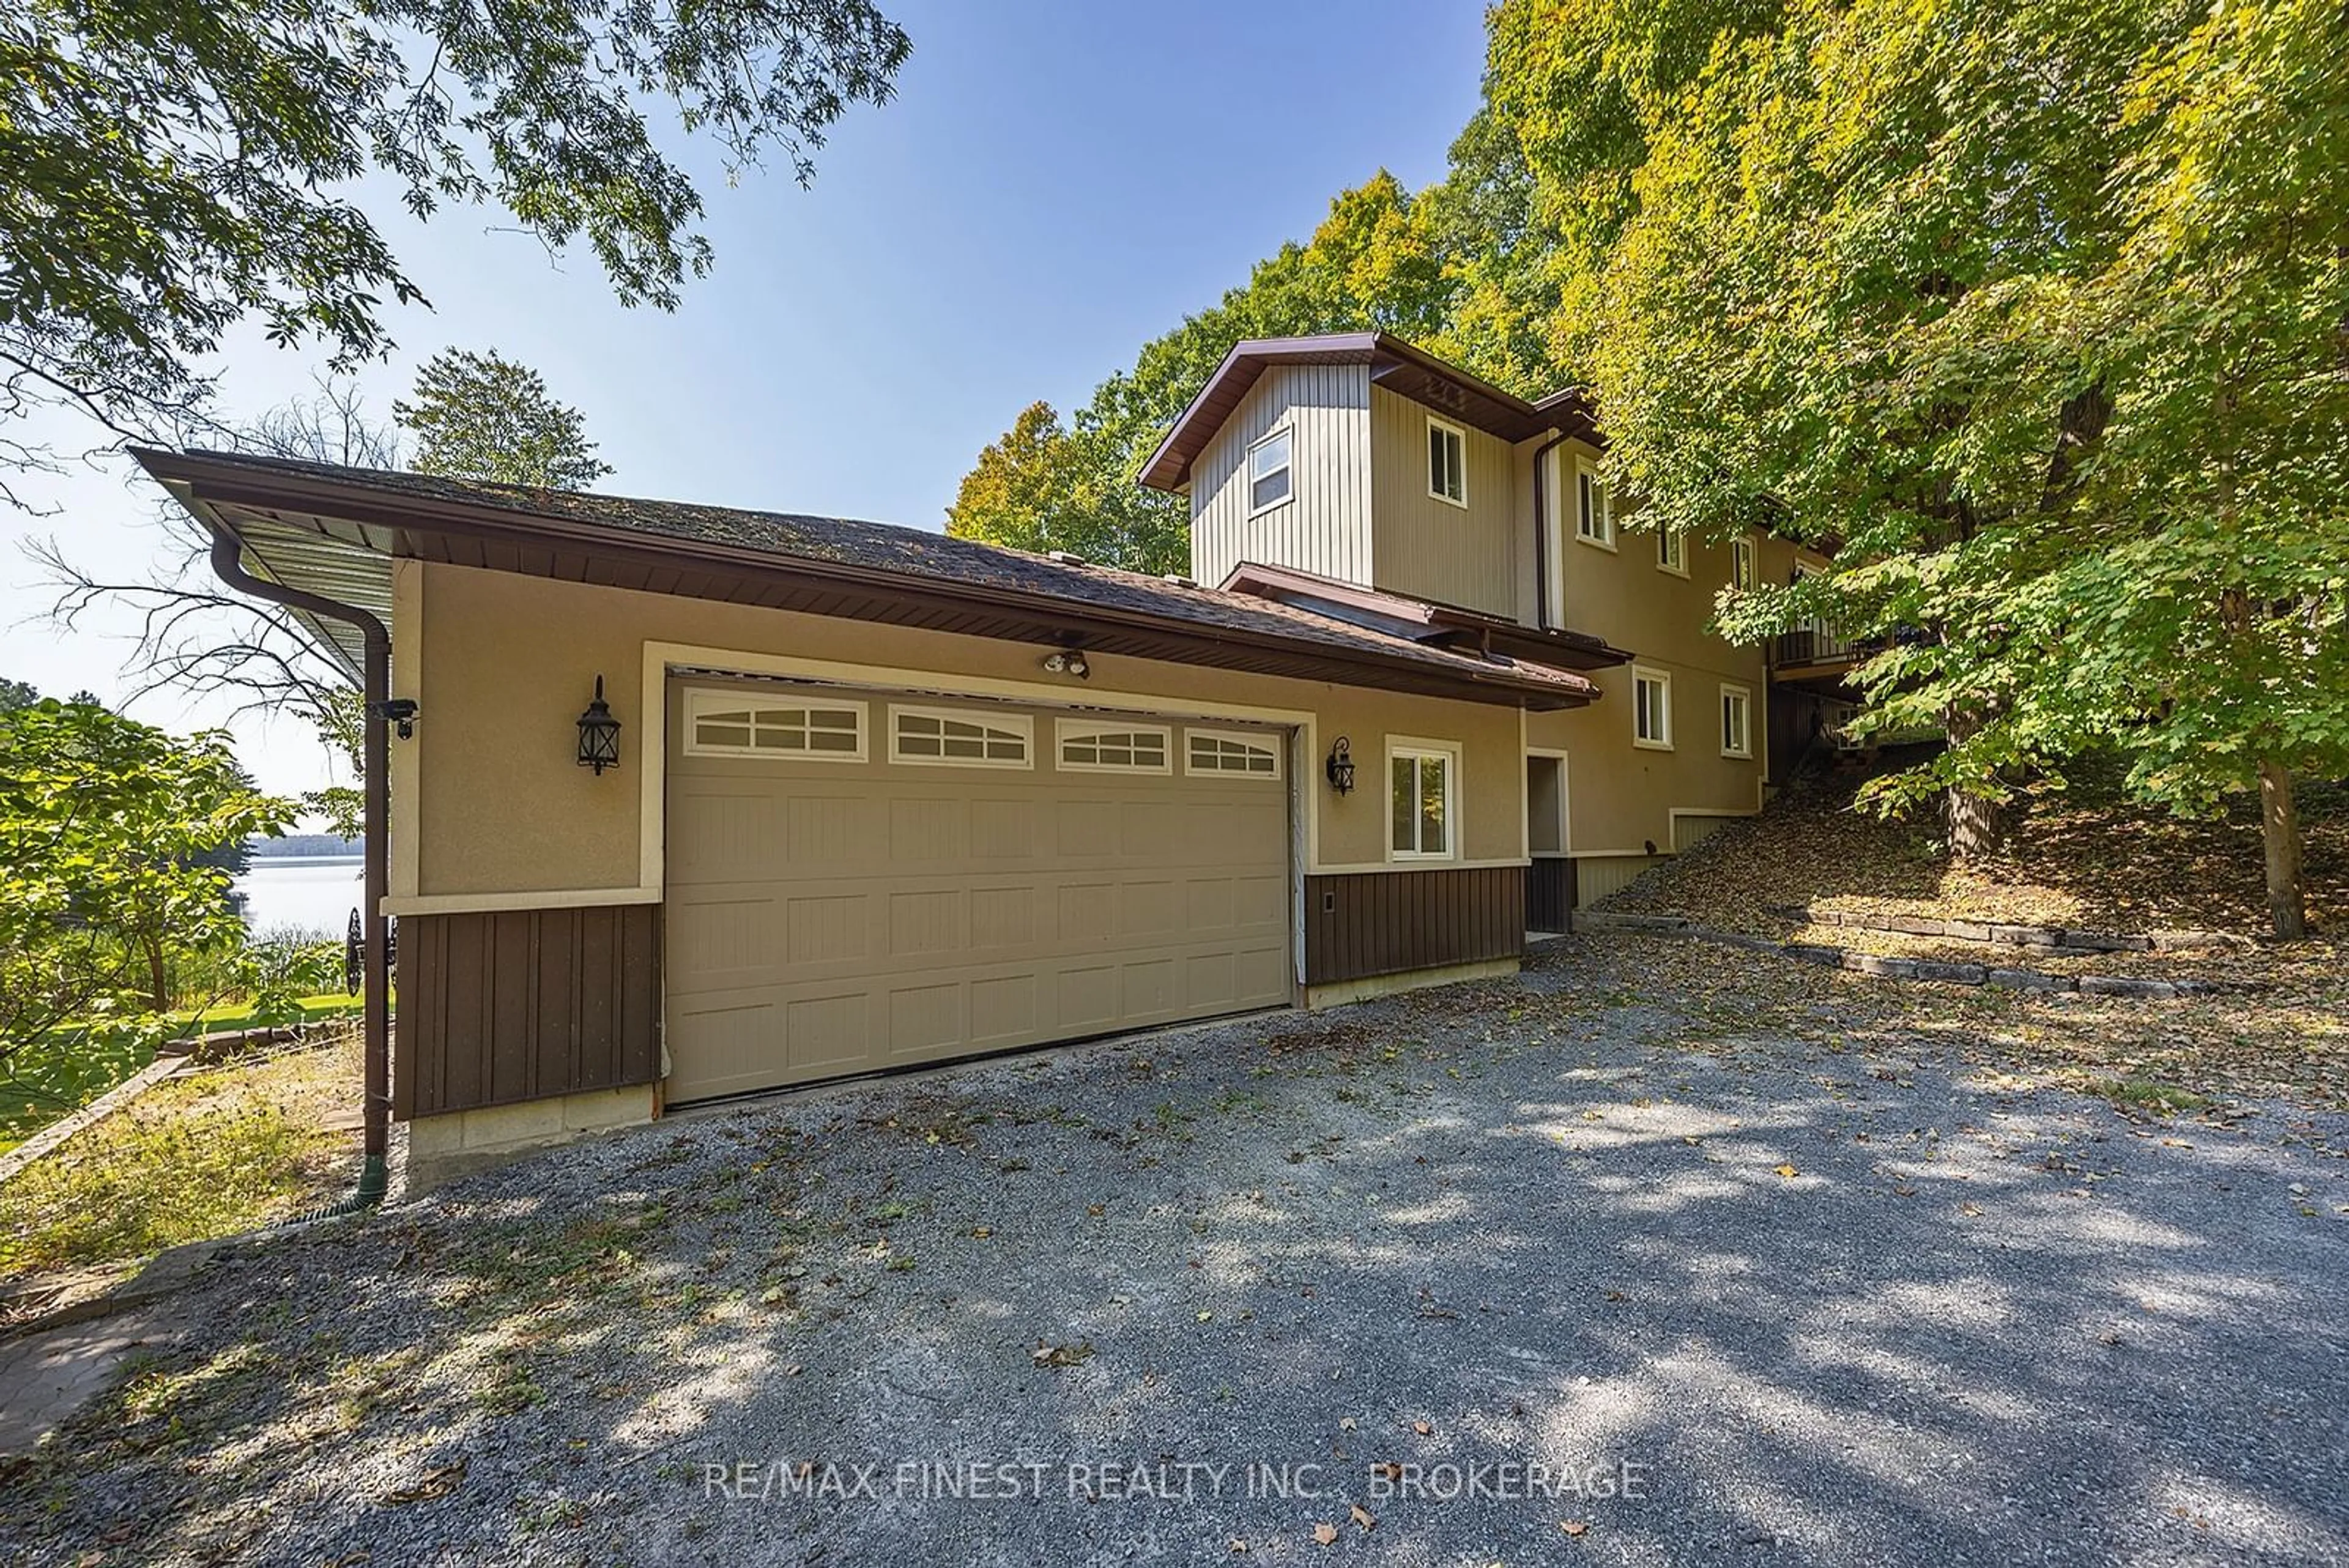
1576, 460, 1616, 549
1658, 528, 1688, 576
1389, 741, 1458, 860
1633, 666, 1674, 750
1247, 427, 1293, 515
1427, 418, 1468, 508
1732, 536, 1756, 590
685, 689, 867, 761
890, 705, 1032, 768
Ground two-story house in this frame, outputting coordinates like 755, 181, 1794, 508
138, 331, 1835, 1183
1140, 331, 1826, 908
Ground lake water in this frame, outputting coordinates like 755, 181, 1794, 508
236, 858, 367, 938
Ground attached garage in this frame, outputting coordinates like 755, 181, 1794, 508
661, 677, 1296, 1102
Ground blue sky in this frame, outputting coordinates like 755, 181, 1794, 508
1, 1, 1491, 800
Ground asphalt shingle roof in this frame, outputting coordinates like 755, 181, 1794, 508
163, 450, 1600, 702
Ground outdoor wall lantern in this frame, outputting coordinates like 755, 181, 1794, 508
1042, 650, 1091, 679
576, 676, 623, 775
1324, 735, 1356, 795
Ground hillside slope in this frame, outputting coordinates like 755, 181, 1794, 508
1604, 750, 2346, 940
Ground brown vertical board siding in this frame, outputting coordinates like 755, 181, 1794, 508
395, 903, 662, 1118
1302, 867, 1526, 986
1526, 858, 1575, 934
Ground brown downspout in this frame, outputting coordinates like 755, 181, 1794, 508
207, 524, 392, 1208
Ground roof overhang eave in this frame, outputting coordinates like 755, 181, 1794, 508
139, 450, 1594, 713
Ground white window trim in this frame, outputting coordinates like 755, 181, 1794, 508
1719, 682, 1753, 759
1183, 727, 1284, 779
1657, 527, 1689, 578
1054, 717, 1173, 775
1632, 666, 1675, 752
682, 687, 867, 762
1426, 416, 1469, 509
1386, 737, 1462, 863
1732, 535, 1756, 591
1245, 425, 1294, 519
887, 704, 1034, 770
1575, 458, 1616, 551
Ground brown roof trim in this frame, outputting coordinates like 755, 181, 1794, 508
1220, 562, 1632, 673
133, 448, 1603, 711
1139, 332, 1598, 491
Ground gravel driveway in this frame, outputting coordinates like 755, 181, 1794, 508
5, 935, 2346, 1567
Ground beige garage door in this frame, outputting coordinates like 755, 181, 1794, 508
662, 680, 1295, 1104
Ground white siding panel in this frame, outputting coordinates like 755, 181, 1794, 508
1189, 363, 1373, 589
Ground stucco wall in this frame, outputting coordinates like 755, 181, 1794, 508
394, 563, 1531, 907
1495, 437, 1771, 856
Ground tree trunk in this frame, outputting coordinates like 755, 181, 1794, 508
1943, 702, 2002, 861
143, 938, 171, 1013
2258, 758, 2309, 940
1948, 782, 2002, 861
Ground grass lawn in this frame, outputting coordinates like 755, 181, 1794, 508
0, 994, 371, 1157
0, 1031, 363, 1279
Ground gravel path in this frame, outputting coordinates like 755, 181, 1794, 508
4, 936, 2346, 1567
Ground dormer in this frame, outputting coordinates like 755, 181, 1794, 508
1140, 332, 1597, 626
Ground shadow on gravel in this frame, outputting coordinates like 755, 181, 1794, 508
5, 940, 2345, 1566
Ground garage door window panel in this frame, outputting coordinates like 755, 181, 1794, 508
1056, 719, 1173, 774
891, 706, 1033, 768
685, 689, 866, 760
1185, 729, 1282, 778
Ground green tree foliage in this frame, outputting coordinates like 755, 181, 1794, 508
0, 0, 910, 478
0, 701, 293, 1069
1510, 0, 2348, 931
395, 349, 614, 489
947, 171, 1480, 575
0, 677, 36, 712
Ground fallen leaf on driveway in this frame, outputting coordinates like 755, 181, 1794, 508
1561, 1518, 1590, 1536
1350, 1504, 1376, 1531
1371, 1462, 1403, 1481
1959, 1202, 1984, 1217
1774, 1164, 1800, 1178
1412, 1420, 1433, 1436
1031, 1340, 1094, 1369
1228, 1539, 1247, 1555
1313, 1522, 1339, 1546
386, 1459, 466, 1505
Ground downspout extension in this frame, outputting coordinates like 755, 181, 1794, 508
206, 524, 394, 1213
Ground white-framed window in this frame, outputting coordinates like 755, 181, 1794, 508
1632, 666, 1674, 750
1247, 426, 1293, 515
889, 705, 1032, 768
1719, 683, 1753, 759
1184, 729, 1282, 779
1427, 417, 1468, 508
1575, 459, 1616, 549
683, 688, 866, 761
1732, 535, 1756, 591
1056, 719, 1171, 775
1387, 741, 1458, 860
1657, 527, 1688, 576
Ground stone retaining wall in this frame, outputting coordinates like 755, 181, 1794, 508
1767, 906, 2253, 956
